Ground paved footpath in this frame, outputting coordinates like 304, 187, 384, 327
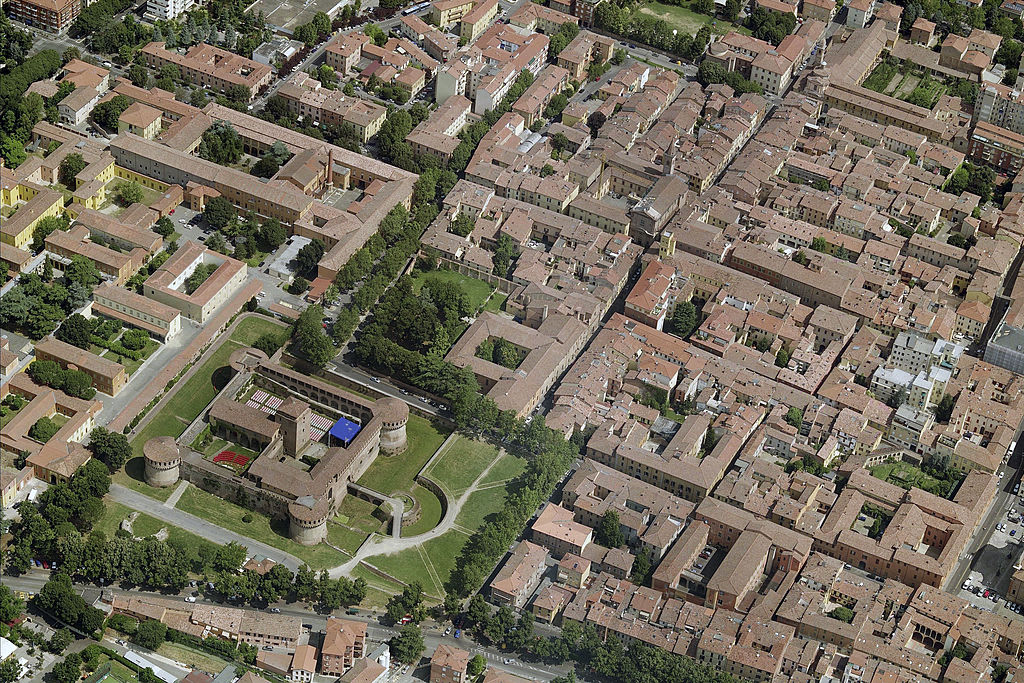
163, 480, 189, 508
329, 449, 506, 578
110, 484, 303, 571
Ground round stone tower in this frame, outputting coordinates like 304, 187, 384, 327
375, 397, 409, 454
288, 496, 329, 545
143, 436, 181, 488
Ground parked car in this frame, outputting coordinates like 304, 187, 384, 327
184, 596, 197, 603
269, 607, 281, 613
454, 629, 461, 639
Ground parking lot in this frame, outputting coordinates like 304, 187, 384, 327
959, 495, 1024, 618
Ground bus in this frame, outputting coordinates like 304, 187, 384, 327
402, 2, 430, 15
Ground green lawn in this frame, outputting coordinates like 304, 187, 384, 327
327, 522, 367, 555
349, 564, 408, 608
112, 457, 177, 502
96, 655, 141, 683
94, 500, 225, 552
420, 530, 471, 592
365, 546, 444, 597
412, 269, 494, 313
402, 484, 443, 537
478, 451, 526, 487
638, 1, 748, 36
356, 415, 448, 496
129, 316, 288, 458
426, 436, 500, 495
156, 642, 231, 675
335, 495, 385, 534
0, 404, 23, 429
175, 485, 347, 570
863, 61, 899, 92
456, 486, 511, 532
482, 292, 508, 314
101, 338, 160, 376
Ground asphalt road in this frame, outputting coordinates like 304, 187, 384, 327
6, 572, 569, 682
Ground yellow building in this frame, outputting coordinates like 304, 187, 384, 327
1, 179, 65, 250
459, 0, 498, 43
118, 102, 163, 140
431, 0, 475, 27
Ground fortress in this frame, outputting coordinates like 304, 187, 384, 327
143, 347, 408, 545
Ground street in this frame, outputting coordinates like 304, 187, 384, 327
4, 571, 570, 682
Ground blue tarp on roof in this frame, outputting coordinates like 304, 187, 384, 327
329, 416, 361, 446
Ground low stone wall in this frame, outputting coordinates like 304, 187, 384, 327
180, 449, 290, 521
413, 474, 450, 527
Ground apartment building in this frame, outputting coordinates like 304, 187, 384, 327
406, 95, 472, 162
531, 503, 593, 558
320, 618, 366, 676
430, 0, 475, 27
489, 540, 549, 608
556, 30, 614, 82
508, 2, 578, 33
969, 119, 1024, 172
34, 338, 128, 396
146, 0, 197, 20
143, 241, 247, 323
459, 0, 498, 43
5, 0, 79, 32
277, 73, 387, 143
140, 42, 272, 101
45, 225, 142, 284
429, 645, 469, 683
512, 64, 569, 127
118, 102, 163, 140
91, 282, 183, 341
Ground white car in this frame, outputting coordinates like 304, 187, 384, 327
184, 596, 197, 603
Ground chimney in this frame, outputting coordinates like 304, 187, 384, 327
326, 147, 334, 190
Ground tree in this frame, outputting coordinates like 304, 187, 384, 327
134, 619, 167, 650
934, 393, 956, 423
63, 254, 101, 288
198, 121, 243, 165
775, 347, 790, 368
830, 606, 854, 623
947, 233, 967, 249
390, 625, 425, 664
784, 407, 803, 429
595, 510, 625, 548
51, 654, 82, 683
631, 549, 651, 585
204, 196, 235, 228
0, 585, 24, 623
128, 63, 150, 88
49, 627, 73, 654
468, 654, 485, 677
29, 417, 59, 442
792, 250, 810, 265
466, 593, 490, 629
587, 111, 606, 137
293, 238, 325, 275
668, 301, 697, 338
259, 218, 288, 250
151, 216, 173, 238
116, 180, 144, 206
724, 0, 740, 21
91, 94, 132, 130
0, 659, 21, 683
55, 313, 94, 349
88, 427, 132, 472
58, 153, 86, 187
